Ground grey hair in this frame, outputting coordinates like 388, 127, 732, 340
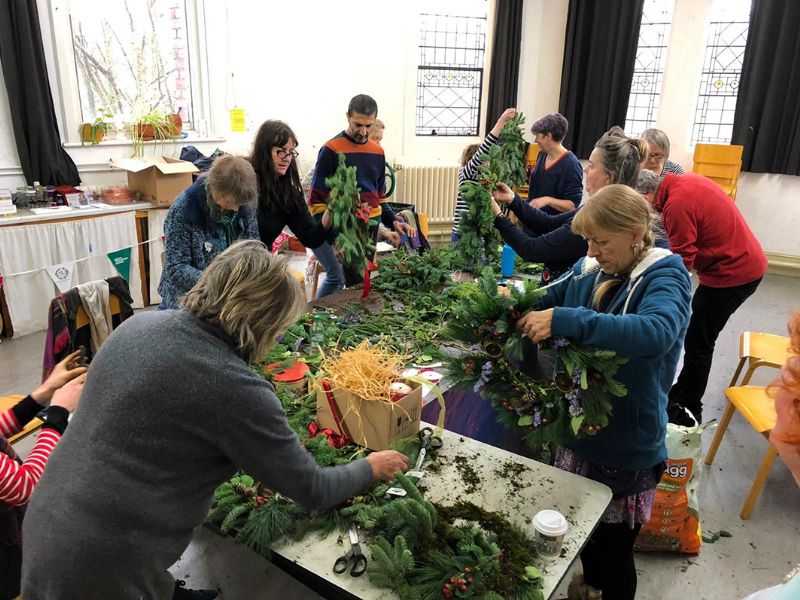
181, 240, 307, 362
641, 128, 671, 157
635, 169, 663, 195
206, 155, 258, 207
594, 129, 648, 187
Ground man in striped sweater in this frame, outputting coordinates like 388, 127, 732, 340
0, 350, 85, 600
308, 94, 415, 296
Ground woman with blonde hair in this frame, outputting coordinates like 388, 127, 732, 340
21, 240, 409, 600
517, 185, 692, 600
768, 311, 800, 486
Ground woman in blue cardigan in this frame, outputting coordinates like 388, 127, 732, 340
518, 184, 692, 600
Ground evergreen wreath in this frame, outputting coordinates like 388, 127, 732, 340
455, 112, 528, 272
443, 269, 628, 447
327, 153, 376, 272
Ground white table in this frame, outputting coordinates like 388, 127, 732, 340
270, 426, 612, 599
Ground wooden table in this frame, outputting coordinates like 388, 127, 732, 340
0, 395, 43, 444
269, 425, 612, 599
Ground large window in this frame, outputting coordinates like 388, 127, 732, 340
625, 0, 675, 138
415, 2, 487, 137
50, 0, 210, 142
690, 0, 752, 144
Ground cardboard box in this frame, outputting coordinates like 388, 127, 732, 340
316, 380, 422, 451
112, 156, 198, 205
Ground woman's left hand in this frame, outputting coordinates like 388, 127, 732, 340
490, 198, 502, 217
394, 220, 417, 238
31, 350, 88, 405
517, 309, 554, 343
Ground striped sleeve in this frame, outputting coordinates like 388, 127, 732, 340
0, 408, 22, 438
0, 428, 62, 506
452, 132, 501, 233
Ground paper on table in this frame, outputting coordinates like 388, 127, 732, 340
375, 241, 395, 253
29, 206, 74, 215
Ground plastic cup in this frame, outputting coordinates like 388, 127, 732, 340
532, 509, 568, 560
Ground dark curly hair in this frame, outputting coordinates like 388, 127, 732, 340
249, 120, 302, 213
530, 113, 569, 142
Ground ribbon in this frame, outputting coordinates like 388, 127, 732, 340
359, 258, 378, 299
308, 422, 348, 449
321, 380, 353, 444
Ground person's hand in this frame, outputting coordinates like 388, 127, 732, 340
393, 220, 417, 238
491, 198, 502, 217
382, 230, 401, 247
322, 209, 332, 230
49, 372, 87, 413
517, 309, 554, 343
366, 450, 410, 481
491, 108, 517, 135
31, 350, 88, 405
530, 197, 553, 210
491, 182, 515, 205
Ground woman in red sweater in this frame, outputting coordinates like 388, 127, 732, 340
636, 170, 767, 425
1, 351, 85, 600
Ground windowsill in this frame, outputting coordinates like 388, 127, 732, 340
63, 135, 226, 149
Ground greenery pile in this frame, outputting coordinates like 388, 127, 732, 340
327, 153, 376, 272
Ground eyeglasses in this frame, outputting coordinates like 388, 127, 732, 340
274, 148, 299, 160
647, 152, 665, 161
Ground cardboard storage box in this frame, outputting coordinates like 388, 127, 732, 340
316, 380, 422, 451
112, 157, 197, 205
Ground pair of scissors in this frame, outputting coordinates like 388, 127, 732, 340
333, 524, 367, 577
414, 426, 443, 471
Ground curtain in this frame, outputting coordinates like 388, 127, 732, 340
731, 0, 800, 175
0, 212, 143, 337
148, 208, 169, 305
558, 0, 645, 158
484, 0, 524, 136
0, 0, 80, 186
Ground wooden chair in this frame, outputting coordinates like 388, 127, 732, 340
705, 385, 778, 519
726, 331, 795, 388
0, 395, 43, 444
692, 143, 744, 200
75, 292, 122, 330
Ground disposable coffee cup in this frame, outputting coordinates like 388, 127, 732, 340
532, 509, 568, 560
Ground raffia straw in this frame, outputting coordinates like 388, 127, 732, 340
320, 340, 410, 403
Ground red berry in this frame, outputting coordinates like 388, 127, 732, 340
467, 577, 473, 583
460, 585, 468, 592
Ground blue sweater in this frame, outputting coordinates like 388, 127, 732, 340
539, 249, 691, 470
528, 150, 583, 215
158, 178, 258, 309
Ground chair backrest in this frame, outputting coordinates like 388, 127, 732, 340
75, 291, 122, 330
525, 143, 541, 170
692, 143, 743, 200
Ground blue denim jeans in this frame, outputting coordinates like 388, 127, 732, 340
313, 241, 345, 298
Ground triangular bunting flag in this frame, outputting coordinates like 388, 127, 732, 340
107, 247, 132, 282
46, 262, 75, 293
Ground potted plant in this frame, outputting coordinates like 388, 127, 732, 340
78, 108, 114, 145
129, 110, 179, 157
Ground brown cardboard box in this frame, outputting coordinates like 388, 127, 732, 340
316, 380, 422, 451
112, 157, 198, 205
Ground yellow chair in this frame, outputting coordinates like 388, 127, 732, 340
704, 385, 778, 519
0, 395, 44, 444
727, 331, 794, 388
692, 143, 744, 200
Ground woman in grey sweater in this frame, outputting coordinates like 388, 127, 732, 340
21, 240, 408, 600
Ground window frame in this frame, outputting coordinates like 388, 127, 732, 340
48, 0, 213, 145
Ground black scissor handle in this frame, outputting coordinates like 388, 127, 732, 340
333, 554, 351, 574
350, 553, 368, 577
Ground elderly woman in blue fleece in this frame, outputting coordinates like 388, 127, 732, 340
158, 155, 259, 309
517, 184, 691, 600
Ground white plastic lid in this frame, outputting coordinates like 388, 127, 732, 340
533, 509, 568, 536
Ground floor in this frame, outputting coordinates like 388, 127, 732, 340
2, 272, 799, 599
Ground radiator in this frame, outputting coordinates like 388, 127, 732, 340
393, 165, 459, 226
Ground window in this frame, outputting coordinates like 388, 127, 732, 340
416, 2, 487, 137
625, 0, 675, 138
691, 0, 752, 144
50, 0, 210, 142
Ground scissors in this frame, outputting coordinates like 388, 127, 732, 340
333, 524, 368, 577
414, 427, 443, 471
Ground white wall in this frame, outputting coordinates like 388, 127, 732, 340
657, 0, 800, 257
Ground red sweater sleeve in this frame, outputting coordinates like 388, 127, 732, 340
661, 198, 699, 273
0, 428, 62, 506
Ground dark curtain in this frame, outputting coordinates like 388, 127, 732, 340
0, 0, 80, 185
558, 0, 645, 158
731, 0, 800, 175
484, 0, 524, 136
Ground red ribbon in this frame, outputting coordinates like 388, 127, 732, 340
360, 258, 377, 299
308, 421, 348, 449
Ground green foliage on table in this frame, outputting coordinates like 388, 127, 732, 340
374, 246, 458, 298
327, 153, 376, 272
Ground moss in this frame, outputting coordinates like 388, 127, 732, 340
453, 454, 482, 494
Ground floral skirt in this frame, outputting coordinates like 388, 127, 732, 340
554, 447, 662, 528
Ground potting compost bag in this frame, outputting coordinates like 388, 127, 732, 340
635, 421, 710, 554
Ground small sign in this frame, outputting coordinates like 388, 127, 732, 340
230, 108, 246, 132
